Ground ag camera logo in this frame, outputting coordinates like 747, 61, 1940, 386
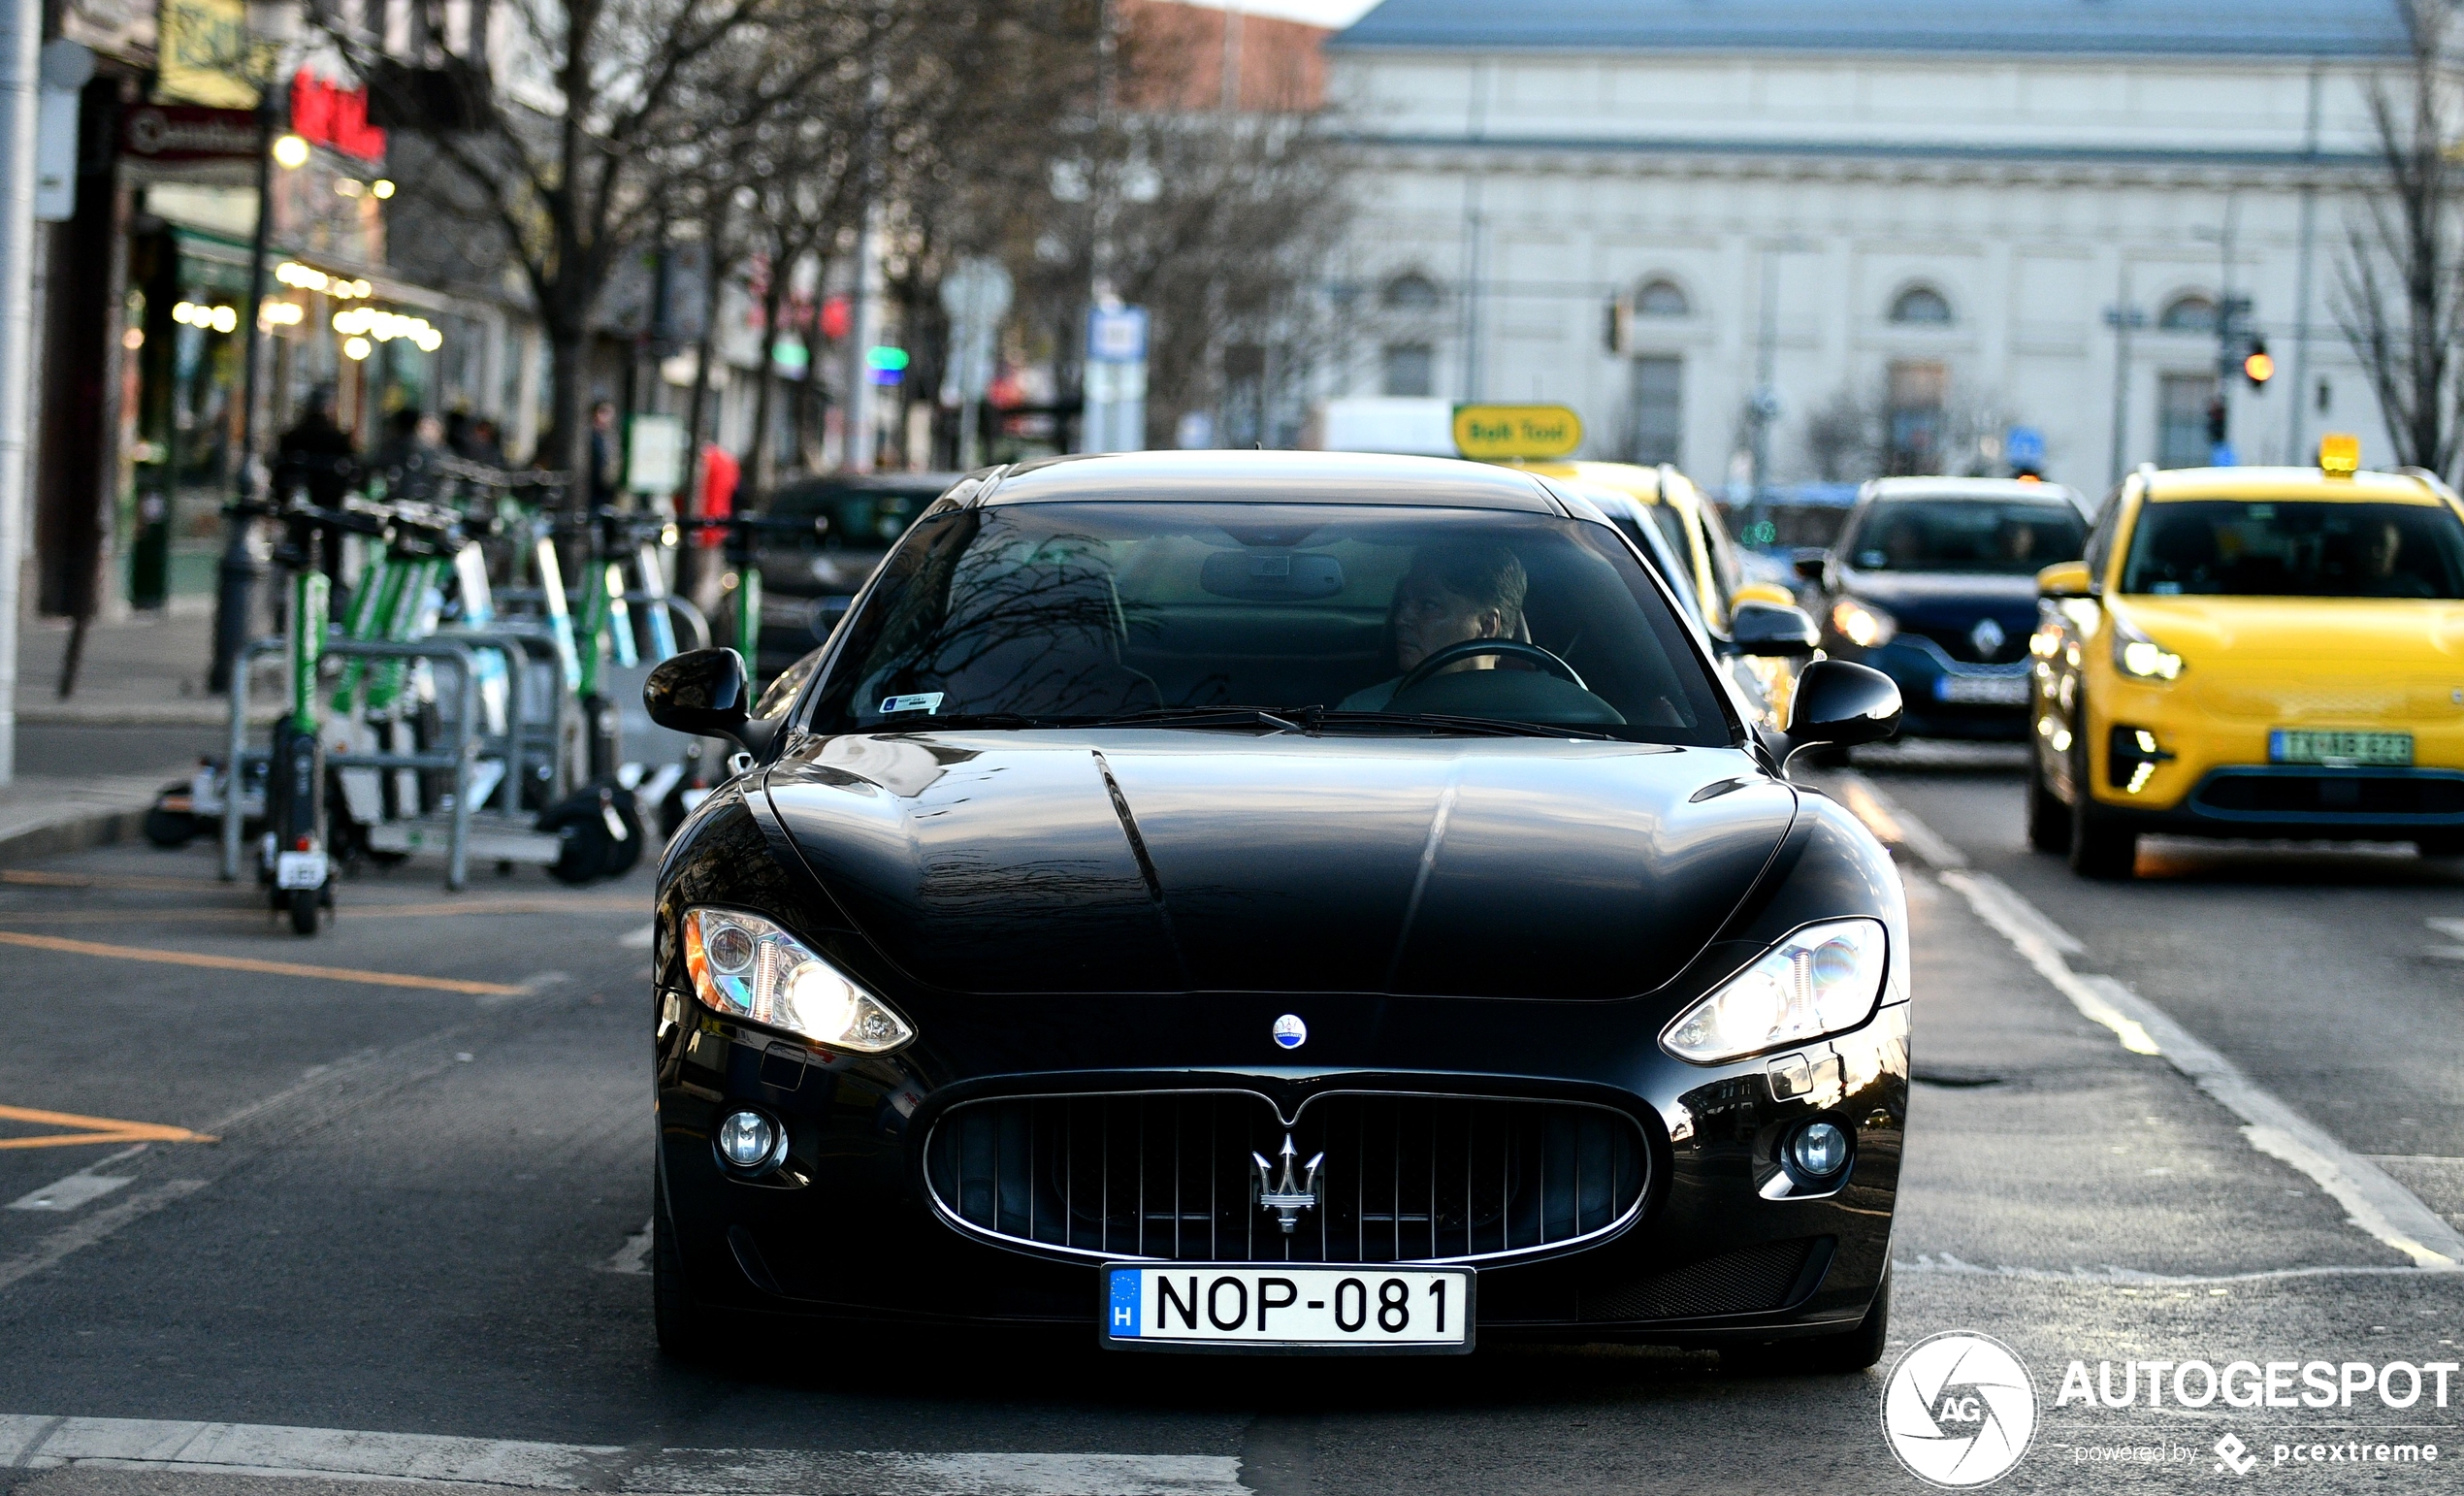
1883, 1331, 2039, 1487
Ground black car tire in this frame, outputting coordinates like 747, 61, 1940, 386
2026, 749, 2070, 855
2068, 719, 2137, 880
652, 1168, 717, 1361
144, 804, 199, 849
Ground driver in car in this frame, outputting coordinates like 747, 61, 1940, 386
1339, 544, 1529, 711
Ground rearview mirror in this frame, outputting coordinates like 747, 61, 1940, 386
1729, 601, 1820, 658
2036, 560, 2094, 600
1784, 660, 1902, 766
644, 647, 756, 744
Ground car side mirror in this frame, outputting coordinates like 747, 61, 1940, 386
1784, 659, 1902, 766
1730, 601, 1820, 658
645, 647, 758, 746
2037, 560, 2095, 600
1792, 548, 1828, 582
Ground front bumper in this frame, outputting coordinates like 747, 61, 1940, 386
654, 992, 1908, 1345
1836, 637, 2030, 741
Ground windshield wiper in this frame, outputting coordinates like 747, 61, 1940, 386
1310, 709, 1618, 741
1081, 705, 1309, 733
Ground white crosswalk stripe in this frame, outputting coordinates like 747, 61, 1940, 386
0, 1415, 1251, 1494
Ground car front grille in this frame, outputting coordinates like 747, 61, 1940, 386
923, 1090, 1648, 1265
2194, 769, 2464, 821
1576, 1238, 1822, 1322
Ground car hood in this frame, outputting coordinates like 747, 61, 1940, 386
763, 731, 1797, 999
1839, 569, 2041, 631
2116, 595, 2464, 664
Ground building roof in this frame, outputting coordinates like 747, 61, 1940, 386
1331, 0, 2415, 59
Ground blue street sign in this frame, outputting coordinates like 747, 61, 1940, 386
2005, 426, 2045, 471
1087, 305, 1149, 363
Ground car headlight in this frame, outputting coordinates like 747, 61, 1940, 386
2110, 614, 2185, 681
1829, 597, 1897, 649
1661, 919, 1888, 1064
680, 907, 916, 1054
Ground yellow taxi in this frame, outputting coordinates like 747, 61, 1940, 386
2026, 438, 2464, 877
1501, 460, 1807, 724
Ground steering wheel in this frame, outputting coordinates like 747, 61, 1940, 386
1392, 639, 1588, 698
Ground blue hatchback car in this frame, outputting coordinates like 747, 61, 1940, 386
1804, 477, 2092, 740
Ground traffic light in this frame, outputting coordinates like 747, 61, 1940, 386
2243, 338, 2273, 389
2206, 398, 2227, 445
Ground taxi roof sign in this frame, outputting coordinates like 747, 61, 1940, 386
2318, 433, 2360, 476
1452, 404, 1582, 461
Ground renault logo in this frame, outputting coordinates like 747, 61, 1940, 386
1970, 617, 2007, 657
1251, 1133, 1324, 1234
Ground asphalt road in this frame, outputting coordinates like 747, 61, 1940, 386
0, 765, 2459, 1495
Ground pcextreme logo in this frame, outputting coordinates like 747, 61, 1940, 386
1882, 1331, 2040, 1487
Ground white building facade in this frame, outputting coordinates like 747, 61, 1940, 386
1322, 0, 2415, 501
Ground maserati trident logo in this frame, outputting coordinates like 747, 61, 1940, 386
1272, 1014, 1307, 1049
1251, 1133, 1323, 1234
1970, 616, 2008, 658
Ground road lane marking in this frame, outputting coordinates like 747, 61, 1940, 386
0, 929, 523, 995
1897, 1253, 2451, 1287
0, 1182, 208, 1293
0, 897, 643, 927
1840, 769, 2464, 1272
622, 923, 654, 949
0, 870, 222, 893
600, 1219, 653, 1275
0, 1415, 1250, 1494
0, 1104, 215, 1151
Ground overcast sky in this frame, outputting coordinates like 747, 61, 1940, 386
1177, 0, 1382, 28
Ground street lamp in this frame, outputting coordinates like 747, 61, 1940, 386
209, 0, 302, 694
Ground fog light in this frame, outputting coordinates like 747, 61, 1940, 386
1791, 1121, 1849, 1178
717, 1109, 780, 1170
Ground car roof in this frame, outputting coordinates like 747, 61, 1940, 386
2139, 466, 2450, 505
1862, 476, 2088, 505
980, 450, 1559, 511
1501, 460, 1669, 505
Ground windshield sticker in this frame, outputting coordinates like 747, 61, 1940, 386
880, 693, 945, 716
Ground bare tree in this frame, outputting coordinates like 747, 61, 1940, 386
323, 0, 853, 496
2335, 0, 2464, 479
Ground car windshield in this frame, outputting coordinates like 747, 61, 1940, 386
802, 502, 1734, 744
2120, 499, 2464, 599
1846, 499, 2087, 574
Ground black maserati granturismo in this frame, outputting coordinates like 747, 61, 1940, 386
643, 450, 1909, 1367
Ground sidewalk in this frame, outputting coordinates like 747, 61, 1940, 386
4, 611, 272, 862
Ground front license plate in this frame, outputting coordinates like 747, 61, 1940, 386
2270, 729, 2413, 767
275, 850, 329, 890
1936, 673, 2029, 705
1102, 1264, 1474, 1353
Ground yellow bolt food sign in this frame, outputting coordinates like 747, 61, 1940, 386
1451, 404, 1582, 461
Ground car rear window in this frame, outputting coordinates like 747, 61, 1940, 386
1845, 499, 2087, 574
803, 502, 1735, 745
2121, 499, 2464, 599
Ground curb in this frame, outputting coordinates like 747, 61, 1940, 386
0, 805, 153, 867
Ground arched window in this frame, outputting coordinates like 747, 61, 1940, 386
2158, 295, 2218, 333
1636, 278, 1689, 317
1889, 285, 1953, 326
1381, 273, 1441, 311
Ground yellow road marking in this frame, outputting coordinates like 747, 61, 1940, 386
0, 1102, 215, 1150
0, 897, 640, 927
1, 869, 220, 893
0, 930, 523, 995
